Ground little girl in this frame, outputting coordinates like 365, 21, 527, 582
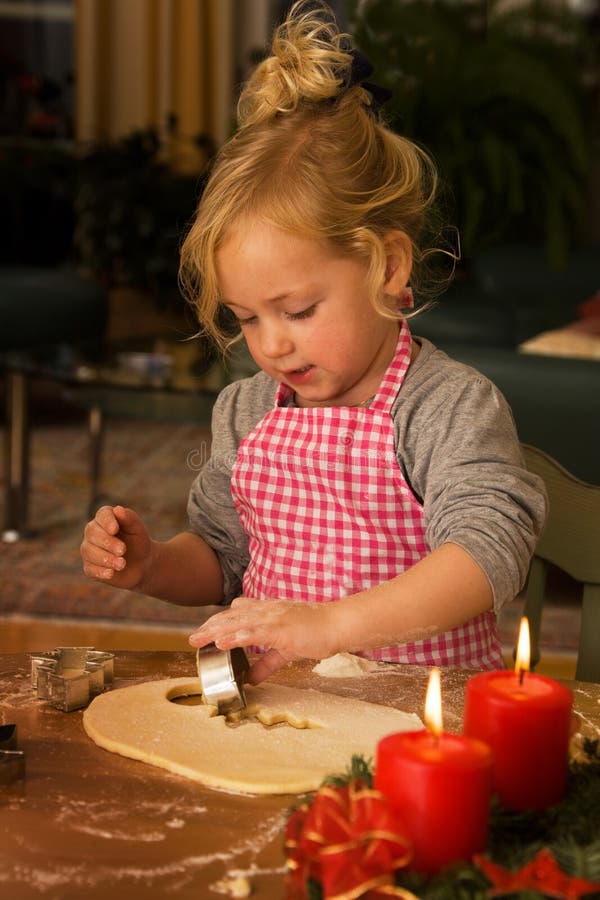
80, 0, 546, 685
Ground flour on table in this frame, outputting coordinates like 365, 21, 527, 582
83, 678, 421, 795
313, 653, 380, 678
211, 874, 252, 897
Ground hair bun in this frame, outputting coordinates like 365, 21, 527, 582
237, 0, 353, 128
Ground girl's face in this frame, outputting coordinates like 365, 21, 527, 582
215, 221, 408, 408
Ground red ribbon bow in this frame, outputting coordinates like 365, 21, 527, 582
475, 848, 600, 899
285, 780, 415, 900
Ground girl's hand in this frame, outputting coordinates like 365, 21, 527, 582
188, 596, 341, 684
80, 504, 153, 591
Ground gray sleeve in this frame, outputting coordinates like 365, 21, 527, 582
186, 371, 277, 603
394, 340, 548, 612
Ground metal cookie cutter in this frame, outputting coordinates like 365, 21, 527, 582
30, 647, 115, 712
196, 645, 249, 714
0, 724, 26, 784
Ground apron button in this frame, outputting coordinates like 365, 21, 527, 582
340, 431, 353, 445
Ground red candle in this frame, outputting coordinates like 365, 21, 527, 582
463, 618, 573, 811
375, 668, 493, 874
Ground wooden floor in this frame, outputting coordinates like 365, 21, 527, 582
0, 615, 577, 679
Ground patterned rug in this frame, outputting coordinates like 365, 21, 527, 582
0, 411, 581, 653
1, 415, 211, 627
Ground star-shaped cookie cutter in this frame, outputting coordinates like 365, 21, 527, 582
30, 647, 115, 712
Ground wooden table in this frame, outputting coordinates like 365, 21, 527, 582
1, 652, 599, 899
1, 341, 217, 539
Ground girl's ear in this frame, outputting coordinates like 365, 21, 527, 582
383, 231, 412, 296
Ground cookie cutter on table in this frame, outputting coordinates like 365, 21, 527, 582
196, 645, 249, 714
30, 647, 115, 712
0, 724, 26, 784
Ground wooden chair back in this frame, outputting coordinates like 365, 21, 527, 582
521, 444, 600, 682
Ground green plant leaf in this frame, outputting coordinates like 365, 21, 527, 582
347, 0, 596, 265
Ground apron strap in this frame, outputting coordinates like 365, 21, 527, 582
368, 319, 412, 414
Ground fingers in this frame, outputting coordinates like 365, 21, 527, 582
188, 597, 321, 654
91, 505, 144, 540
187, 607, 292, 684
112, 505, 147, 535
247, 650, 288, 685
188, 607, 252, 650
81, 505, 128, 581
187, 598, 335, 681
81, 544, 126, 580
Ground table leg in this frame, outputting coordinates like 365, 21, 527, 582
88, 405, 105, 518
2, 372, 30, 541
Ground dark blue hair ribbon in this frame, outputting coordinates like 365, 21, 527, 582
347, 49, 393, 111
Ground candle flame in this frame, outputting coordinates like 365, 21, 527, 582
514, 616, 531, 678
424, 667, 443, 737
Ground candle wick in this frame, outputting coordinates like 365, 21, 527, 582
518, 668, 525, 686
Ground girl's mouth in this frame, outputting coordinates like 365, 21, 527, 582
283, 365, 315, 385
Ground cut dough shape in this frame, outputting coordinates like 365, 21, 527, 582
313, 653, 379, 677
84, 677, 422, 795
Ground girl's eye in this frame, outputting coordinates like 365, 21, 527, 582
286, 304, 316, 321
235, 303, 317, 325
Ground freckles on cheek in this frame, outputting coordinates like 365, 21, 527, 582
246, 340, 263, 364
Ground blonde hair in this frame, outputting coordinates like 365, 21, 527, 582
180, 0, 440, 352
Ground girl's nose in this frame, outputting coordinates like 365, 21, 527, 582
259, 322, 294, 359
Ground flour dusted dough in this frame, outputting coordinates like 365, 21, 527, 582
83, 678, 422, 795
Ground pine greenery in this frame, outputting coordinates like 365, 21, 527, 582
347, 0, 596, 267
295, 744, 600, 899
321, 753, 374, 788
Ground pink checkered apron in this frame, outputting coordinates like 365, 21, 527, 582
231, 322, 503, 668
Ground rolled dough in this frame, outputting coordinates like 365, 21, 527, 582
83, 677, 422, 795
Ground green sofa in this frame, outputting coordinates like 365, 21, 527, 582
1, 266, 107, 537
0, 266, 106, 352
415, 244, 600, 484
